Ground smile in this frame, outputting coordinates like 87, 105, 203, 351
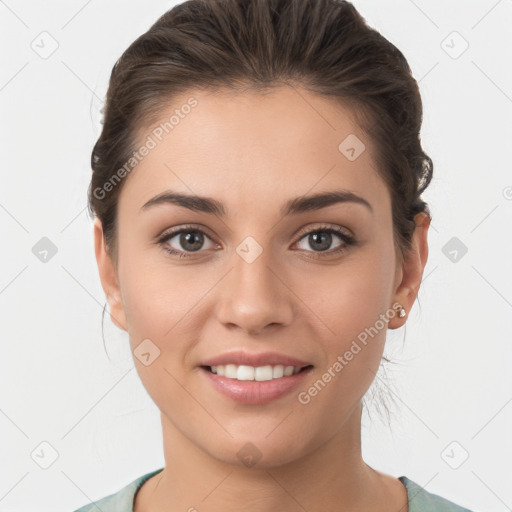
206, 364, 311, 381
200, 364, 314, 405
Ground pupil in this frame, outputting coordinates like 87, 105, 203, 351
181, 231, 203, 251
310, 232, 331, 251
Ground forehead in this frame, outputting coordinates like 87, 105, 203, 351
119, 85, 389, 218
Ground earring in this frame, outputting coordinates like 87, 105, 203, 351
399, 306, 406, 318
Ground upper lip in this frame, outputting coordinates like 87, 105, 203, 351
200, 350, 312, 368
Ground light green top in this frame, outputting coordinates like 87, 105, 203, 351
73, 467, 475, 511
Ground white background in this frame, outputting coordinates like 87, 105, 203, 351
1, 1, 511, 511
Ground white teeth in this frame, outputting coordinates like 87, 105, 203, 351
272, 365, 284, 378
254, 365, 273, 381
237, 365, 255, 381
225, 364, 237, 379
209, 364, 304, 381
284, 366, 294, 376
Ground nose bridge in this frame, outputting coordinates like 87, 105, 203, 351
214, 236, 293, 334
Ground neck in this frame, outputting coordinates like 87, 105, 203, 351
136, 401, 395, 511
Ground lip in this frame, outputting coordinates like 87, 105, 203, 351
200, 365, 314, 405
200, 350, 312, 368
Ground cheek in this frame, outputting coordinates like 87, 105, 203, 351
302, 235, 396, 397
312, 241, 395, 338
116, 246, 175, 356
117, 244, 214, 368
117, 233, 182, 328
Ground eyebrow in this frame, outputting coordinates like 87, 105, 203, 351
140, 189, 373, 216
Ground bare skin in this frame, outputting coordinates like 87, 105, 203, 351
94, 84, 429, 512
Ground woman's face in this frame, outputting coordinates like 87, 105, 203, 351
95, 85, 427, 468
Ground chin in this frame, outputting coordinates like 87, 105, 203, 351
200, 431, 315, 470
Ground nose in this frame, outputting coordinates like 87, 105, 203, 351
214, 245, 294, 336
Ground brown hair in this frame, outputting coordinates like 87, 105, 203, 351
88, 0, 433, 268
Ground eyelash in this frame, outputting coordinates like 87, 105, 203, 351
156, 223, 356, 260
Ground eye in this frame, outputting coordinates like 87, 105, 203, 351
157, 224, 356, 260
157, 224, 217, 258
294, 225, 356, 258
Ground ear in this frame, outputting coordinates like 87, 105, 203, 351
388, 211, 430, 329
93, 218, 128, 332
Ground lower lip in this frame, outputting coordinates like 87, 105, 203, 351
200, 366, 313, 405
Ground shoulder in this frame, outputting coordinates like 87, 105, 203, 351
399, 476, 475, 512
72, 468, 164, 512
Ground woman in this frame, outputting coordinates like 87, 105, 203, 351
75, 0, 474, 510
